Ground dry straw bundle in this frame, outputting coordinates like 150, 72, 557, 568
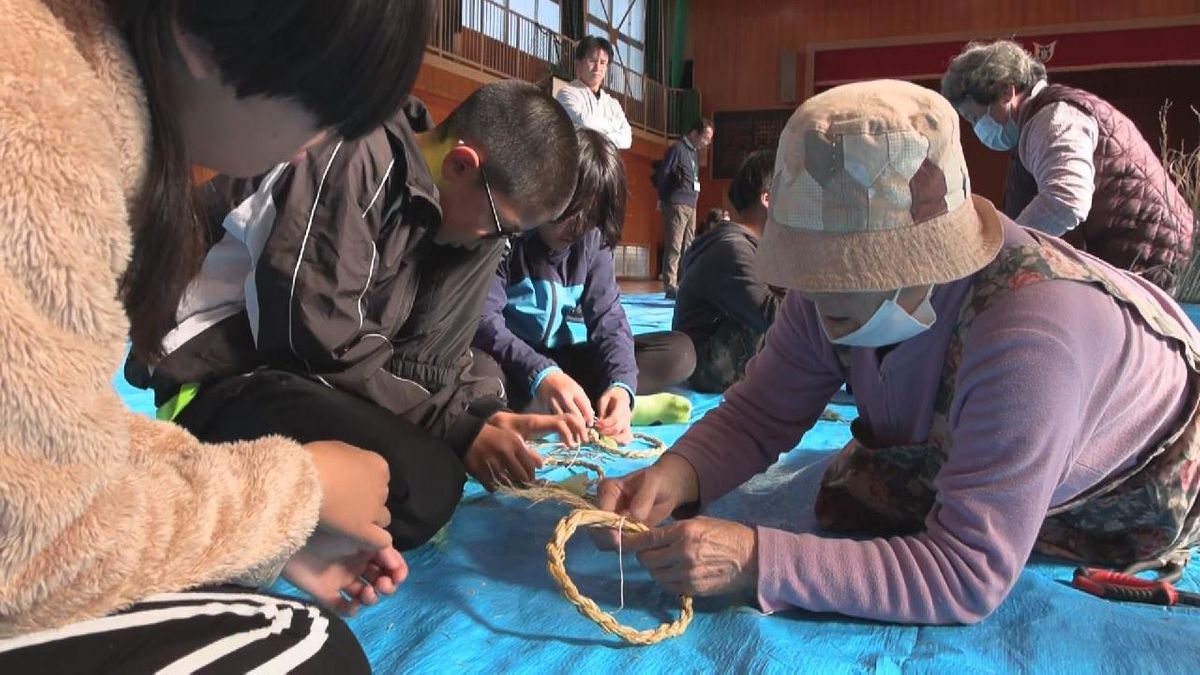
1159, 101, 1200, 302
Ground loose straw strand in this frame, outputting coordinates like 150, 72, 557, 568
616, 515, 626, 613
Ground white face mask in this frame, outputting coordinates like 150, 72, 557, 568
825, 287, 937, 348
973, 113, 1020, 152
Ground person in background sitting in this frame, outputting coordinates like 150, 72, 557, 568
474, 129, 696, 442
696, 207, 729, 238
674, 150, 783, 392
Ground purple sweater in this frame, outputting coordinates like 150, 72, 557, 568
669, 221, 1194, 624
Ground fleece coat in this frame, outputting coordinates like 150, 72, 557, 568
0, 0, 322, 637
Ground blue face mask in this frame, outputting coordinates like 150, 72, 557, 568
973, 113, 1020, 152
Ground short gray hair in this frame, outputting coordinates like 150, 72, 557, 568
941, 40, 1047, 106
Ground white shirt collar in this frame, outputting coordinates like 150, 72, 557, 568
570, 78, 606, 100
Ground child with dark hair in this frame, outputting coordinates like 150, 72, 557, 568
473, 129, 696, 442
697, 207, 730, 237
1, 0, 435, 669
130, 81, 583, 537
674, 149, 784, 392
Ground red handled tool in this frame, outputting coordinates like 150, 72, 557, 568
1072, 567, 1200, 607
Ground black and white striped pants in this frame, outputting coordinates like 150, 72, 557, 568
0, 586, 369, 674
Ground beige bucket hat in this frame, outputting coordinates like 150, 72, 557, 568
755, 79, 1003, 292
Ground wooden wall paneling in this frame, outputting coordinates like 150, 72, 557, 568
691, 0, 1200, 106
688, 0, 1200, 216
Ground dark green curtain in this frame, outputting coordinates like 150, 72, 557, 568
646, 0, 663, 83
669, 0, 687, 88
548, 1, 585, 81
561, 0, 585, 39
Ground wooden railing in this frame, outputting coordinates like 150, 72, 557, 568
428, 0, 700, 138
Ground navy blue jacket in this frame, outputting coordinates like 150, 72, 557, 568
473, 229, 637, 399
654, 137, 700, 207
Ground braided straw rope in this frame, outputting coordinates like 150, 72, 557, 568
546, 509, 694, 645
542, 455, 607, 480
586, 430, 667, 459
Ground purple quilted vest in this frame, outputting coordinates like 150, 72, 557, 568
1004, 84, 1194, 291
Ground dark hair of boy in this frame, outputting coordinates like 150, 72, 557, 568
689, 116, 714, 135
113, 0, 435, 361
438, 80, 579, 227
556, 128, 627, 248
574, 35, 614, 62
727, 149, 776, 213
697, 207, 725, 237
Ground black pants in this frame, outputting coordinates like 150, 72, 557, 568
0, 586, 368, 674
473, 330, 696, 409
176, 369, 465, 550
689, 319, 767, 393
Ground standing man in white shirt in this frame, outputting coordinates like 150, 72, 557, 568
556, 36, 633, 150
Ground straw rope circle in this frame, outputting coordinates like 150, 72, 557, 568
545, 508, 694, 645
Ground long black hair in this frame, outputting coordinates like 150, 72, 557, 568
555, 128, 627, 248
109, 0, 434, 362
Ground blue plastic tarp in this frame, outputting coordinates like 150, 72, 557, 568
114, 294, 1200, 674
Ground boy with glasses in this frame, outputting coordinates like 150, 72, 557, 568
128, 81, 583, 547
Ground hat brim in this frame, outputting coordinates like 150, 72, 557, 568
754, 194, 1005, 292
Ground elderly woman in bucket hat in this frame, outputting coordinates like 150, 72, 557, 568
596, 80, 1200, 624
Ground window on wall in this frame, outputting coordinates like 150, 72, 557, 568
510, 0, 561, 33
587, 0, 646, 100
462, 0, 562, 61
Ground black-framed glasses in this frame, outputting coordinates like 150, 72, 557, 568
479, 165, 521, 241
